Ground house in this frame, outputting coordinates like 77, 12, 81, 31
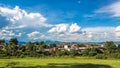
71, 44, 80, 51
85, 44, 93, 49
98, 44, 105, 49
64, 45, 71, 51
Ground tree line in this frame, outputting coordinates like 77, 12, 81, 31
0, 38, 120, 59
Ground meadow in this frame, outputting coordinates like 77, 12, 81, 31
0, 57, 120, 68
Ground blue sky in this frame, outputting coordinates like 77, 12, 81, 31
0, 0, 120, 42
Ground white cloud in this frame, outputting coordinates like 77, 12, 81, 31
87, 32, 93, 38
69, 23, 81, 33
0, 6, 52, 27
115, 26, 120, 37
48, 23, 83, 34
115, 26, 120, 31
48, 24, 68, 33
96, 1, 120, 17
16, 33, 22, 37
27, 31, 40, 38
47, 23, 85, 42
82, 27, 117, 41
83, 27, 115, 32
27, 31, 41, 40
0, 6, 52, 40
0, 29, 16, 39
4, 25, 26, 30
47, 25, 120, 42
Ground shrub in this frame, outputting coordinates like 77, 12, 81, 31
82, 48, 97, 56
89, 51, 97, 56
95, 54, 107, 59
81, 49, 90, 56
69, 50, 79, 56
108, 53, 120, 59
55, 50, 69, 56
0, 54, 6, 57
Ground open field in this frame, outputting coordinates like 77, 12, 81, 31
0, 57, 120, 68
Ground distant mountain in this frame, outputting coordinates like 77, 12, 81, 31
18, 41, 26, 45
44, 40, 64, 44
114, 41, 120, 44
5, 40, 120, 45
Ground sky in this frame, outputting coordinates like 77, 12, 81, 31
0, 0, 120, 42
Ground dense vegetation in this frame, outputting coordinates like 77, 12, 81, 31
0, 38, 120, 59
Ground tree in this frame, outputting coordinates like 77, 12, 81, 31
10, 44, 18, 56
118, 44, 120, 49
0, 39, 5, 44
9, 38, 18, 45
49, 44, 56, 48
105, 41, 117, 53
39, 41, 47, 49
77, 44, 85, 47
81, 48, 97, 56
26, 42, 34, 51
33, 41, 39, 45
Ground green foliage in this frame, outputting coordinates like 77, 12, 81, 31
105, 41, 117, 53
49, 44, 57, 48
26, 42, 35, 51
55, 50, 69, 56
9, 38, 18, 45
39, 41, 48, 49
77, 44, 85, 47
0, 38, 120, 59
95, 54, 107, 59
107, 53, 120, 59
69, 50, 79, 56
118, 44, 120, 48
82, 48, 97, 56
0, 39, 5, 44
91, 44, 99, 46
89, 48, 97, 56
81, 49, 90, 56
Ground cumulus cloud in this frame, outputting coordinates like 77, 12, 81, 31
0, 5, 52, 40
47, 25, 120, 42
0, 29, 22, 39
0, 5, 119, 42
48, 23, 83, 34
115, 26, 120, 37
83, 27, 117, 41
96, 1, 120, 17
83, 27, 115, 32
69, 23, 81, 33
115, 26, 120, 31
48, 24, 68, 33
27, 31, 41, 40
0, 6, 52, 27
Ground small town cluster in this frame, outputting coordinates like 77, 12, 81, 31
0, 38, 120, 59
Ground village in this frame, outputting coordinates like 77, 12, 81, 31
43, 43, 120, 54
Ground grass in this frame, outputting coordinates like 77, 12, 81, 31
0, 57, 120, 68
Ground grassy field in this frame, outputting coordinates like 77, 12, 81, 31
0, 57, 120, 68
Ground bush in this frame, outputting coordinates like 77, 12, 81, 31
55, 50, 69, 56
89, 51, 97, 56
81, 49, 90, 56
69, 50, 79, 56
82, 48, 97, 56
95, 54, 107, 59
0, 54, 6, 57
108, 53, 120, 59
